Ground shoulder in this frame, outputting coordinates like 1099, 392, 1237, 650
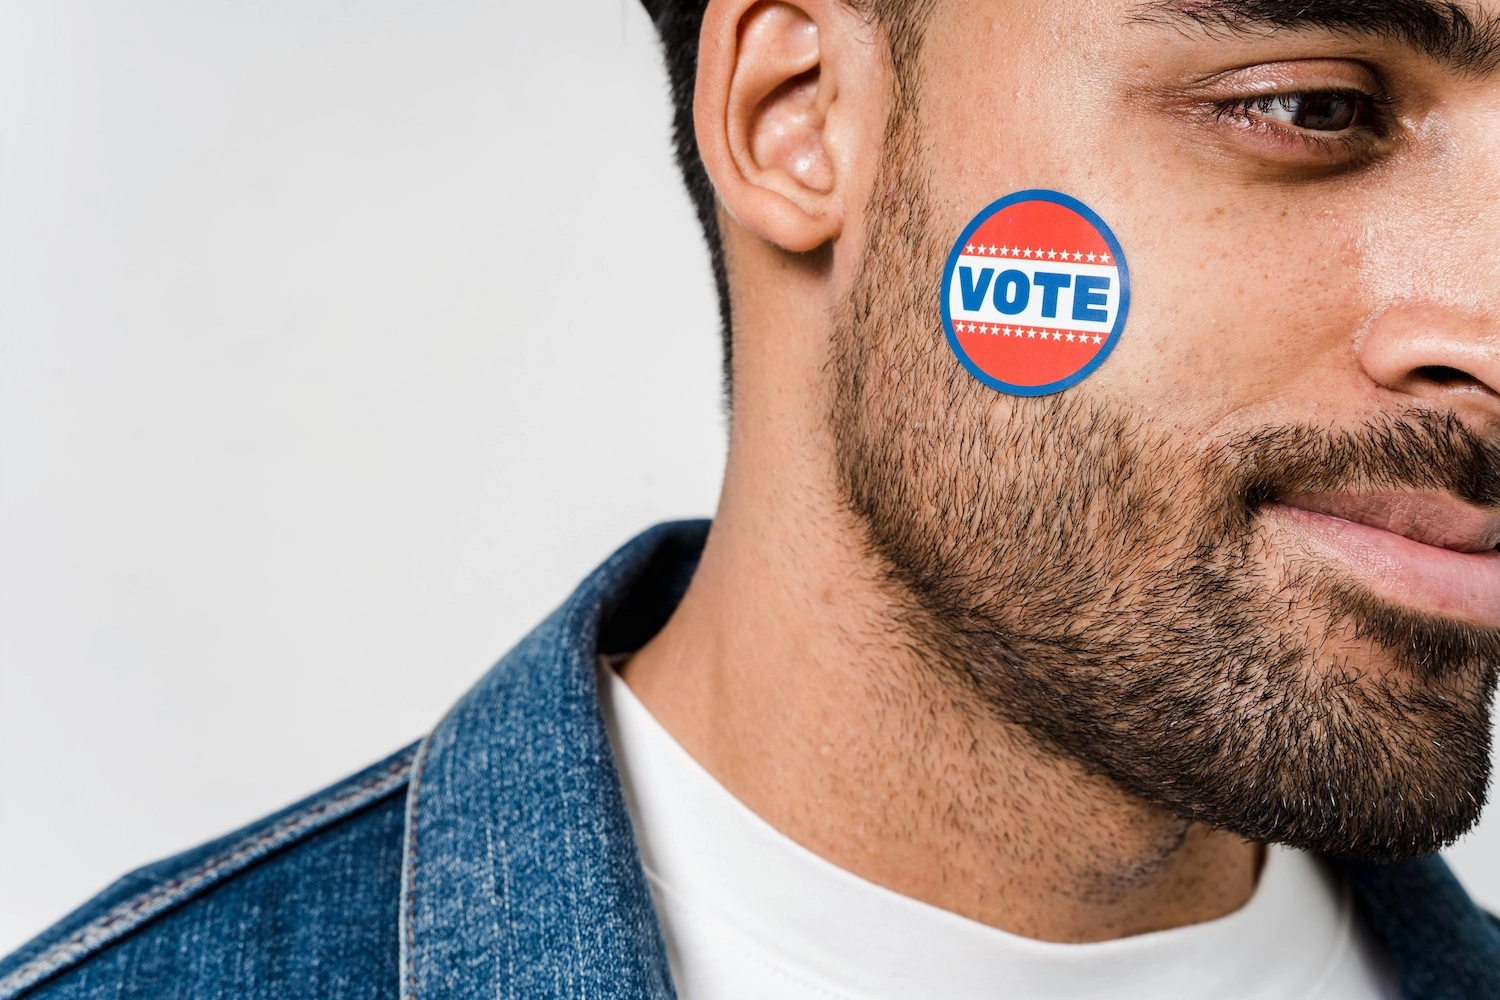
0, 744, 418, 1000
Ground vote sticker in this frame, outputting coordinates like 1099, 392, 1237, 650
940, 190, 1130, 396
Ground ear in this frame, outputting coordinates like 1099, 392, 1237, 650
695, 0, 860, 253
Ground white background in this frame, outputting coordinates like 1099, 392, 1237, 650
0, 0, 1495, 958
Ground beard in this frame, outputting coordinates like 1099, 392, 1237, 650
830, 117, 1500, 861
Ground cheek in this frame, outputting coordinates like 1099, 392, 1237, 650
1089, 196, 1369, 429
918, 89, 1369, 430
915, 13, 1377, 433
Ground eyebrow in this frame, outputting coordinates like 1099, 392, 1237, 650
1132, 0, 1500, 74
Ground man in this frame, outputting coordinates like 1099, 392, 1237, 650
5, 0, 1500, 996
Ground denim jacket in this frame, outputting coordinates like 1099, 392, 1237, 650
3, 520, 1499, 1000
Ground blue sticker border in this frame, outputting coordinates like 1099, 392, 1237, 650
939, 189, 1131, 397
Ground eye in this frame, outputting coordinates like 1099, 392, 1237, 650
1189, 63, 1398, 170
1249, 91, 1366, 131
1228, 90, 1381, 134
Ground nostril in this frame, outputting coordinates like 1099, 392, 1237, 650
1414, 365, 1482, 388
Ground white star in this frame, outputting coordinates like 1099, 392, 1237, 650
1100, 252, 1111, 263
1092, 335, 1103, 344
1027, 328, 1037, 338
1073, 251, 1083, 261
1085, 252, 1097, 263
1022, 247, 1033, 258
998, 245, 1010, 256
1052, 331, 1062, 341
1047, 249, 1057, 260
965, 243, 975, 254
1065, 332, 1075, 342
1002, 326, 1011, 336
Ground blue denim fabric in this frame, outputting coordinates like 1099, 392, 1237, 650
2, 519, 1498, 999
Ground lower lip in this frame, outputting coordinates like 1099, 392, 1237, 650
1266, 503, 1500, 627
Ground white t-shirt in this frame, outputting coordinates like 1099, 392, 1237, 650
598, 663, 1401, 1000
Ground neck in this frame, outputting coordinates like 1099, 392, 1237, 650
623, 230, 1260, 944
625, 445, 1260, 942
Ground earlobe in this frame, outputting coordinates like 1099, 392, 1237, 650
696, 0, 845, 253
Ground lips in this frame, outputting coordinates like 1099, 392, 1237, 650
1278, 493, 1500, 554
1266, 492, 1500, 627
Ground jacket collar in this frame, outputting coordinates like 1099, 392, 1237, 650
399, 519, 707, 1000
398, 518, 1500, 999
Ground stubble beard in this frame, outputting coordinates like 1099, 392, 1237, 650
830, 115, 1500, 861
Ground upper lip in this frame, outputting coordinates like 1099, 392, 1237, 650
1278, 492, 1500, 553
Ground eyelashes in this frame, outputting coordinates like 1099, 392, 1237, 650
1235, 91, 1381, 132
1209, 88, 1396, 162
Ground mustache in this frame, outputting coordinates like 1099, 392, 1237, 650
1218, 409, 1500, 513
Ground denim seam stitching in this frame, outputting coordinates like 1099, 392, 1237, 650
0, 753, 415, 1000
399, 735, 433, 1000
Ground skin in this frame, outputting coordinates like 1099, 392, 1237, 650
623, 0, 1500, 943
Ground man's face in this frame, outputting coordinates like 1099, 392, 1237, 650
830, 0, 1500, 858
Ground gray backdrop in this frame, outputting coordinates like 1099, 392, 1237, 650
0, 0, 1493, 955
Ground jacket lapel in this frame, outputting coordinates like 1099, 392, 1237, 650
399, 520, 709, 1000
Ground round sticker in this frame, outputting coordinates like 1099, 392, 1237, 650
940, 190, 1130, 396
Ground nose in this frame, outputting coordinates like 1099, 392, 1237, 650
1357, 304, 1500, 427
